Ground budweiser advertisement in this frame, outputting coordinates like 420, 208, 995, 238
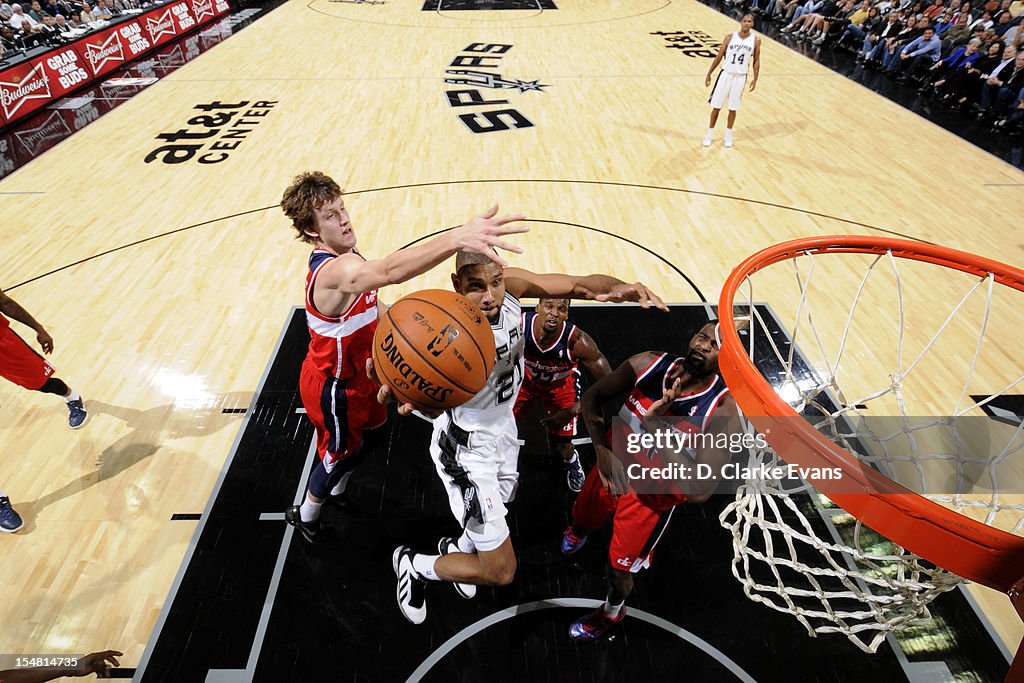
0, 0, 230, 128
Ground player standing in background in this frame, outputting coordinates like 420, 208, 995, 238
0, 286, 89, 534
703, 13, 761, 148
513, 297, 611, 492
279, 170, 528, 543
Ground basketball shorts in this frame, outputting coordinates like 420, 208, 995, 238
429, 412, 520, 552
0, 325, 55, 390
572, 467, 678, 573
709, 70, 747, 111
299, 360, 386, 472
513, 371, 579, 441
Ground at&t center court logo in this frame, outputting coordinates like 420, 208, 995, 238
444, 43, 546, 134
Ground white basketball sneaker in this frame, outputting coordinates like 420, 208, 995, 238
702, 133, 713, 147
724, 131, 734, 148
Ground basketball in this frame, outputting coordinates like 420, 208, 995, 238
372, 289, 496, 410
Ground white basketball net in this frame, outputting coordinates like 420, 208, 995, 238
718, 247, 1024, 653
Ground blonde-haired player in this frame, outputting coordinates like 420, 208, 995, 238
703, 13, 761, 148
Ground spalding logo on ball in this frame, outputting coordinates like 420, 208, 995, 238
372, 289, 496, 409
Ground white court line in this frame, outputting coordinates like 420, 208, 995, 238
406, 598, 757, 682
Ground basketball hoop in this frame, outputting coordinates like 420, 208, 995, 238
715, 235, 1024, 660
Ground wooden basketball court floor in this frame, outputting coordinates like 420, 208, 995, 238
0, 0, 1022, 680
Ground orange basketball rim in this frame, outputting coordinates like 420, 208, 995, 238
717, 236, 1024, 598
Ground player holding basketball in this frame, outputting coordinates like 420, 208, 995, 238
561, 320, 741, 641
0, 287, 89, 534
385, 252, 667, 624
703, 13, 761, 148
279, 171, 528, 543
513, 297, 611, 492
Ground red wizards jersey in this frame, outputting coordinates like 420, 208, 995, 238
522, 311, 578, 384
619, 352, 730, 509
304, 248, 379, 383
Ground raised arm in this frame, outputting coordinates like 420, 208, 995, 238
581, 353, 658, 496
313, 205, 528, 316
503, 268, 668, 311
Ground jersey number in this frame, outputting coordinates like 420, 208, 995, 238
730, 52, 746, 65
495, 355, 523, 405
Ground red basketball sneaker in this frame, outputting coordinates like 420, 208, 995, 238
569, 605, 626, 642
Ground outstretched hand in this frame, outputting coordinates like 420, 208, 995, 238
449, 204, 529, 267
589, 282, 669, 311
647, 377, 683, 418
72, 650, 122, 678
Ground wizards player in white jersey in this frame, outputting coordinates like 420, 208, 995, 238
514, 298, 611, 492
561, 321, 743, 641
702, 13, 761, 148
386, 251, 668, 625
279, 171, 528, 543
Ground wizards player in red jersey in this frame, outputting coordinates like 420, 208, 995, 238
279, 171, 528, 542
513, 297, 610, 492
561, 320, 741, 640
0, 286, 90, 533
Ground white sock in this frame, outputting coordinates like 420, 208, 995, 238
64, 389, 81, 403
603, 597, 624, 618
725, 128, 733, 134
707, 128, 714, 136
412, 553, 441, 581
299, 497, 322, 523
457, 531, 476, 554
0, 486, 7, 497
329, 471, 353, 497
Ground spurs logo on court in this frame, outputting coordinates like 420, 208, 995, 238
146, 9, 178, 42
83, 32, 126, 74
0, 63, 51, 119
428, 324, 460, 357
444, 43, 543, 134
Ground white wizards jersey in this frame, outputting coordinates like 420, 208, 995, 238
448, 292, 525, 439
723, 31, 755, 74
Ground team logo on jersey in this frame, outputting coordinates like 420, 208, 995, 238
428, 324, 460, 357
615, 556, 632, 567
444, 43, 546, 134
690, 405, 699, 416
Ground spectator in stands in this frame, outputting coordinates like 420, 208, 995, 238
90, 0, 111, 18
812, 0, 866, 45
924, 0, 946, 17
992, 87, 1024, 131
892, 24, 943, 78
77, 0, 94, 22
860, 9, 903, 62
971, 9, 996, 28
943, 13, 978, 48
26, 0, 45, 20
926, 35, 984, 91
933, 10, 956, 32
0, 24, 15, 49
839, 4, 882, 47
978, 46, 1024, 110
52, 11, 70, 29
0, 3, 12, 20
8, 3, 37, 30
879, 14, 930, 70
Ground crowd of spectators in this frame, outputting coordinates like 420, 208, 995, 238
726, 0, 1024, 134
0, 0, 144, 58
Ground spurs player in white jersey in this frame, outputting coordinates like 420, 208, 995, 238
703, 13, 761, 148
383, 251, 668, 624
